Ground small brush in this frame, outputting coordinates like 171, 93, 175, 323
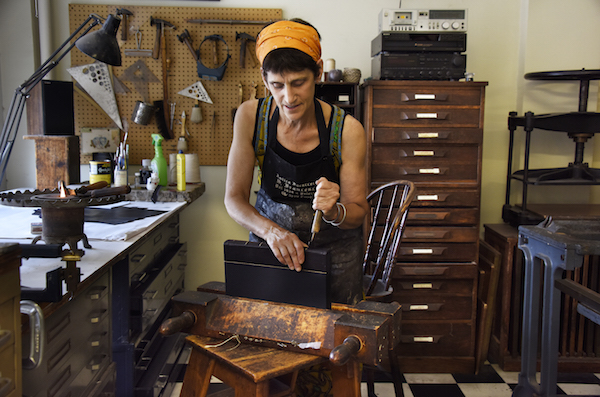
190, 99, 202, 123
177, 111, 188, 152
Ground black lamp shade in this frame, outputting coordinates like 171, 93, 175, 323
76, 14, 122, 66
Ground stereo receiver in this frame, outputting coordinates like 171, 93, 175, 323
379, 9, 467, 32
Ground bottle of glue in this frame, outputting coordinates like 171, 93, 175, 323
176, 150, 186, 191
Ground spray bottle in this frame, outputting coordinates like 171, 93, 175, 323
151, 133, 168, 186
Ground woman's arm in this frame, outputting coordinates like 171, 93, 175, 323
224, 99, 306, 271
313, 114, 369, 229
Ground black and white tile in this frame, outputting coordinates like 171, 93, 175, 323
168, 355, 600, 397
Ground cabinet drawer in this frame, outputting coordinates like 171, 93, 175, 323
393, 278, 474, 296
129, 215, 180, 281
370, 186, 479, 207
0, 343, 16, 396
399, 243, 478, 262
411, 188, 479, 207
407, 208, 479, 225
373, 145, 478, 162
403, 226, 478, 243
398, 322, 473, 356
0, 298, 15, 348
371, 87, 483, 107
372, 107, 482, 128
372, 127, 482, 145
394, 263, 477, 279
372, 161, 478, 183
397, 296, 473, 321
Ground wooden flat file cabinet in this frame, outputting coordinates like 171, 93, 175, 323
362, 80, 487, 373
0, 244, 22, 397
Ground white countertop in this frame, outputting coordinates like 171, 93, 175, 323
0, 200, 186, 291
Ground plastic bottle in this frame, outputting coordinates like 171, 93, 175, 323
176, 150, 186, 191
139, 159, 152, 185
150, 134, 168, 186
146, 172, 159, 190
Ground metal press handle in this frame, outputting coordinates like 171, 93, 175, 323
20, 300, 44, 370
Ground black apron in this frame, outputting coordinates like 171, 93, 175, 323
250, 100, 363, 305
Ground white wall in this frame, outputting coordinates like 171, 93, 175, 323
1, 0, 599, 289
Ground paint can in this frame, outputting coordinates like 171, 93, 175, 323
89, 160, 112, 184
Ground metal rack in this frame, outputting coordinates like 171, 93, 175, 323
503, 69, 600, 226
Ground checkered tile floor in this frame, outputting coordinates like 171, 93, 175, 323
168, 355, 600, 397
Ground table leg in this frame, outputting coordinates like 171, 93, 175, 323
330, 360, 361, 397
513, 245, 542, 397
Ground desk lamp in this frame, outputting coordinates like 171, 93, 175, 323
0, 13, 122, 187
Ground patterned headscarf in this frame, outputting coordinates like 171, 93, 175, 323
256, 20, 321, 65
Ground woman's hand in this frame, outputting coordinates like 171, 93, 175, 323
313, 177, 340, 220
265, 226, 306, 272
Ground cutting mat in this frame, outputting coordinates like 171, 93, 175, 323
69, 4, 282, 165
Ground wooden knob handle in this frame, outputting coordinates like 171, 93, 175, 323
329, 335, 362, 366
159, 311, 196, 336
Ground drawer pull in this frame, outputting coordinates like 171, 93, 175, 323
409, 304, 429, 311
0, 330, 11, 350
417, 194, 438, 201
131, 253, 147, 263
412, 248, 433, 254
419, 168, 440, 174
0, 378, 13, 397
413, 150, 434, 156
143, 290, 159, 300
401, 93, 448, 102
399, 267, 449, 276
402, 112, 448, 120
409, 212, 450, 220
417, 132, 439, 138
20, 300, 44, 370
404, 230, 448, 239
414, 94, 436, 100
412, 283, 433, 289
414, 336, 435, 343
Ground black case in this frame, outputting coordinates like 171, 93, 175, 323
224, 240, 331, 309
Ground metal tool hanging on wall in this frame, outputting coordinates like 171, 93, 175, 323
67, 63, 123, 130
119, 59, 159, 125
150, 16, 177, 139
177, 30, 231, 81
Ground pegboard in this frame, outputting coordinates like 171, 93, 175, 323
69, 4, 282, 165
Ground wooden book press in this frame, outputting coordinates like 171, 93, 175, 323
161, 291, 401, 397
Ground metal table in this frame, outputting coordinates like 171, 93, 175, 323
513, 218, 600, 397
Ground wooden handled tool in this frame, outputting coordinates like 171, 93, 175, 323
309, 209, 323, 246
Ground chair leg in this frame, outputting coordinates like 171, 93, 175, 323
181, 348, 215, 397
365, 367, 377, 397
389, 349, 404, 397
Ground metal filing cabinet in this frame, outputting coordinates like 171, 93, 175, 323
22, 270, 115, 397
362, 80, 487, 373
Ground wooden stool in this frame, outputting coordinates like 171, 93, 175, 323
181, 335, 362, 397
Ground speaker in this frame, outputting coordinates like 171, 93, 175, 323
26, 80, 75, 135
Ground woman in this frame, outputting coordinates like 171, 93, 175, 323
224, 19, 369, 306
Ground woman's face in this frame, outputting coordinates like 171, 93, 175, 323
262, 68, 319, 122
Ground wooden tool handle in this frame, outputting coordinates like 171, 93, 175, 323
329, 335, 362, 366
159, 311, 196, 336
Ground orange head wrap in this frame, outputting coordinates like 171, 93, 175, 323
255, 20, 321, 66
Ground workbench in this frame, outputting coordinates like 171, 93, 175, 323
0, 183, 204, 397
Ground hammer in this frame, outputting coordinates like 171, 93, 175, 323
177, 29, 199, 62
236, 32, 256, 68
150, 17, 176, 60
116, 8, 133, 41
